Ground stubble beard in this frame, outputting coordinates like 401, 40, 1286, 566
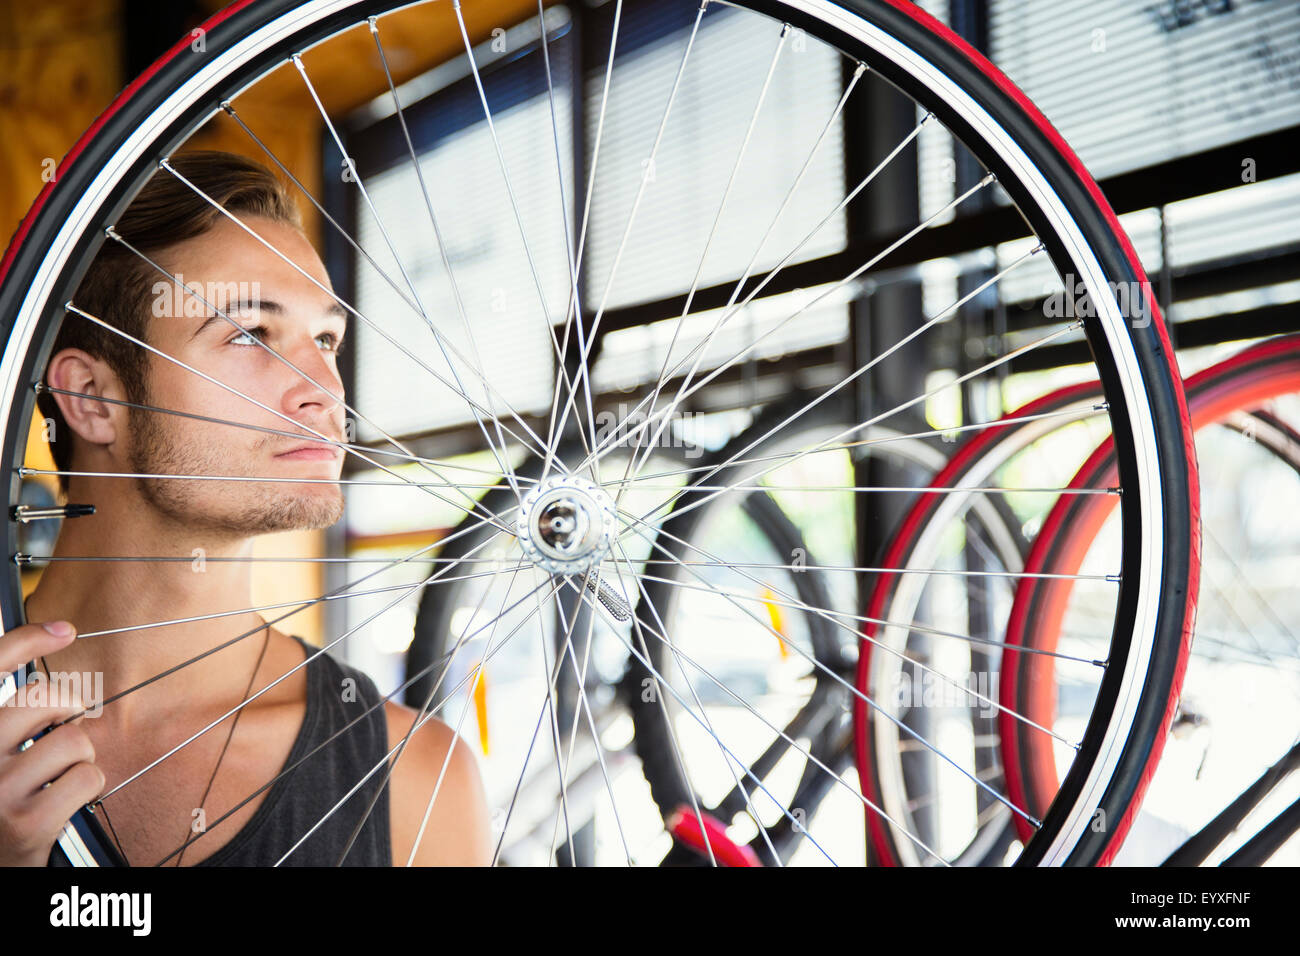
126, 391, 344, 538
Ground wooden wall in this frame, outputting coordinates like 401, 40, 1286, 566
0, 0, 126, 245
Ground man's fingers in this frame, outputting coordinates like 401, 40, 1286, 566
0, 688, 89, 754
0, 622, 87, 752
0, 722, 98, 803
18, 761, 106, 854
0, 622, 76, 678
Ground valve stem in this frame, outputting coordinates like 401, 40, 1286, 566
10, 504, 96, 523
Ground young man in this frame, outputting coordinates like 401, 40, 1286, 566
0, 151, 491, 866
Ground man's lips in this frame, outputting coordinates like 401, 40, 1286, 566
274, 441, 342, 461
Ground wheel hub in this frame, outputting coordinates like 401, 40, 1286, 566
516, 474, 617, 575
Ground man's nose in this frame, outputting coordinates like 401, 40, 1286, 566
281, 339, 344, 422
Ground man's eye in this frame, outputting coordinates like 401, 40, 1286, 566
317, 332, 344, 353
229, 326, 267, 346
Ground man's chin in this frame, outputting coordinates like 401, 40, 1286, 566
253, 488, 345, 533
197, 486, 345, 537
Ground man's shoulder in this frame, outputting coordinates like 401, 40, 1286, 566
381, 699, 456, 755
381, 699, 492, 865
380, 699, 477, 798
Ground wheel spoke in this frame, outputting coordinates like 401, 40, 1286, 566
444, 3, 596, 475
104, 223, 509, 515
491, 687, 555, 866
152, 588, 550, 866
333, 546, 531, 864
26, 467, 520, 492
627, 569, 1108, 662
613, 557, 1116, 583
63, 504, 511, 645
175, 625, 272, 867
293, 54, 527, 497
224, 95, 563, 478
624, 59, 868, 488
545, 0, 710, 475
598, 546, 724, 866
607, 537, 785, 866
401, 558, 533, 866
540, 572, 587, 866
541, 0, 624, 482
26, 554, 516, 566
274, 568, 559, 866
107, 566, 444, 807
491, 571, 636, 865
613, 21, 794, 510
1202, 521, 1300, 656
583, 206, 1026, 484
85, 514, 514, 798
532, 0, 600, 479
564, 573, 925, 866
590, 404, 1105, 487
590, 561, 993, 858
576, 112, 944, 476
620, 96, 924, 482
75, 572, 498, 649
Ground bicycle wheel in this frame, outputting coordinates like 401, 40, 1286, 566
0, 0, 1196, 867
1003, 334, 1300, 862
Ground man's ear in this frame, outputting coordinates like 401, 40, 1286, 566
45, 348, 128, 450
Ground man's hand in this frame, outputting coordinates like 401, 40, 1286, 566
0, 621, 105, 866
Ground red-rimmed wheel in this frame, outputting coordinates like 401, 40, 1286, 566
1002, 334, 1300, 862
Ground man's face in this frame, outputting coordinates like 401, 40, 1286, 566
129, 214, 347, 537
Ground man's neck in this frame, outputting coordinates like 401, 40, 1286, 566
24, 475, 272, 726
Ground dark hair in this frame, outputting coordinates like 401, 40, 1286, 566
37, 150, 302, 495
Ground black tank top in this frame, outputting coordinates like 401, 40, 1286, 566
195, 635, 392, 867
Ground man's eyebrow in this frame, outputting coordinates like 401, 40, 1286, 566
188, 299, 346, 341
189, 299, 281, 341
